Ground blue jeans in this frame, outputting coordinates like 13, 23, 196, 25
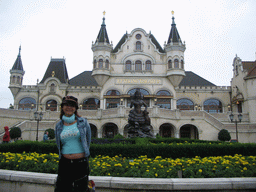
55, 156, 89, 192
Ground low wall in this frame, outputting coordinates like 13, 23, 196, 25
0, 169, 256, 192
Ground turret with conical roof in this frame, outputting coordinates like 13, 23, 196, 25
91, 11, 113, 86
164, 11, 186, 87
9, 46, 25, 97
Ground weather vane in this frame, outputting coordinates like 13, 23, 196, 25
171, 10, 174, 15
103, 11, 106, 17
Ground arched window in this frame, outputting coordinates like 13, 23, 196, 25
12, 76, 16, 84
83, 98, 100, 110
127, 88, 150, 107
156, 90, 172, 96
204, 99, 223, 113
93, 59, 97, 69
168, 60, 172, 69
177, 99, 194, 110
128, 88, 149, 96
106, 90, 120, 109
106, 90, 120, 96
136, 41, 141, 50
181, 60, 184, 69
18, 97, 36, 110
135, 60, 142, 71
17, 76, 20, 84
156, 90, 172, 109
105, 59, 109, 69
50, 83, 55, 93
145, 60, 152, 70
46, 100, 57, 111
125, 60, 132, 71
174, 59, 179, 68
99, 59, 103, 68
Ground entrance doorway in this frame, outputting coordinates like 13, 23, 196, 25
159, 123, 174, 137
90, 124, 98, 138
103, 123, 118, 138
180, 124, 198, 139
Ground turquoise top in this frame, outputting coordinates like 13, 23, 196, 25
60, 123, 84, 154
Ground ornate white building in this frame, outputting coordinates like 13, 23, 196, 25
6, 14, 256, 142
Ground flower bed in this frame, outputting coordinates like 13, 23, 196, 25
0, 152, 255, 178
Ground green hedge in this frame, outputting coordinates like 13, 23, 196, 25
1, 140, 256, 159
0, 141, 58, 154
89, 143, 256, 158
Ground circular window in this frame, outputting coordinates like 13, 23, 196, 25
136, 34, 142, 40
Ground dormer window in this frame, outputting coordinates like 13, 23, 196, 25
174, 59, 179, 68
168, 60, 172, 69
136, 34, 142, 40
50, 83, 56, 93
99, 59, 103, 68
125, 60, 132, 71
135, 60, 142, 71
145, 60, 152, 70
105, 59, 109, 69
136, 41, 141, 51
181, 60, 184, 69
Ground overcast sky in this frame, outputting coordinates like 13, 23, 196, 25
0, 0, 256, 108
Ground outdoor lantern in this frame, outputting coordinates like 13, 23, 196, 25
34, 111, 38, 120
39, 111, 43, 120
238, 113, 243, 122
229, 113, 234, 122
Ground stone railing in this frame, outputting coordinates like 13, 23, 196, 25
177, 85, 231, 91
0, 169, 256, 192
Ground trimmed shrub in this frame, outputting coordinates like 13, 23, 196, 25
10, 127, 21, 140
218, 129, 231, 141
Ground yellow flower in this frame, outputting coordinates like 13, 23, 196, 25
199, 169, 202, 173
155, 173, 158, 177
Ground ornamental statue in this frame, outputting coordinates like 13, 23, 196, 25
127, 89, 155, 138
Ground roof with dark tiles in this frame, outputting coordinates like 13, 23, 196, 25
179, 71, 216, 87
243, 61, 256, 79
11, 46, 24, 71
68, 71, 216, 87
149, 34, 165, 53
95, 17, 110, 44
40, 59, 69, 84
167, 16, 182, 44
112, 33, 165, 54
112, 34, 128, 53
69, 71, 98, 86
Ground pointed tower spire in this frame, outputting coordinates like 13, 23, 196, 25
91, 11, 113, 87
165, 11, 186, 88
167, 11, 181, 44
95, 11, 110, 43
9, 46, 25, 98
12, 45, 24, 71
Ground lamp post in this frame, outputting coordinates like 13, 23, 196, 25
229, 113, 243, 142
34, 111, 43, 141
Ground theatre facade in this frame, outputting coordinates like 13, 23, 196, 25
8, 14, 256, 142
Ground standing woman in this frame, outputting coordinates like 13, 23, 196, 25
55, 96, 91, 192
3, 126, 10, 144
